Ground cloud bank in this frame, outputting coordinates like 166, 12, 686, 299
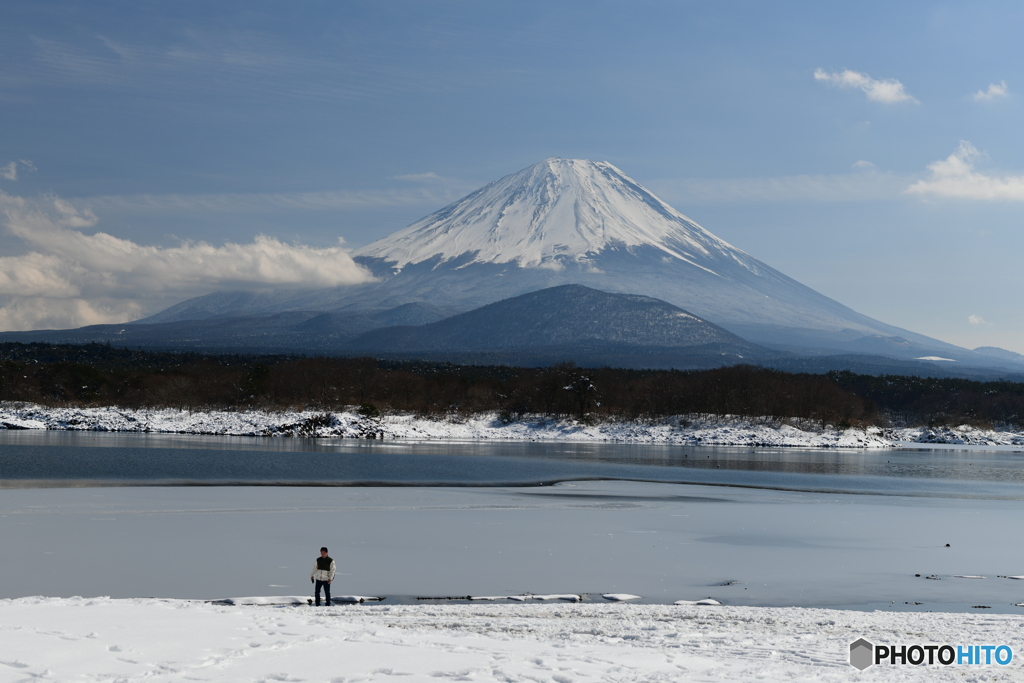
0, 191, 374, 331
906, 141, 1024, 200
814, 69, 918, 104
974, 81, 1008, 101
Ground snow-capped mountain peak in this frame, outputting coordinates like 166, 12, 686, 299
356, 157, 758, 274
134, 157, 987, 364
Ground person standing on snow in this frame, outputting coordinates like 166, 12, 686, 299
310, 547, 336, 606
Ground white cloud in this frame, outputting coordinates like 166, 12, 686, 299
1, 160, 37, 181
852, 160, 876, 170
814, 68, 918, 104
968, 314, 987, 325
0, 296, 145, 332
0, 191, 376, 331
974, 81, 1008, 101
906, 141, 1024, 200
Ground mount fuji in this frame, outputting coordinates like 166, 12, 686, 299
139, 157, 994, 365
6, 158, 1019, 373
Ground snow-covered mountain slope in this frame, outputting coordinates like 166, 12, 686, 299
356, 157, 765, 276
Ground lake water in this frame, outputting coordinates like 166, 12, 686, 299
2, 431, 1024, 611
4, 430, 1024, 498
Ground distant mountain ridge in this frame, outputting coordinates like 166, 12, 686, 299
972, 346, 1024, 364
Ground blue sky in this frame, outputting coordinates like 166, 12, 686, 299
2, 1, 1024, 351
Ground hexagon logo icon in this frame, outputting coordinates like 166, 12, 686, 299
850, 638, 874, 670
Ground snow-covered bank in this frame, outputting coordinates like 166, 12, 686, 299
0, 402, 880, 446
0, 402, 866, 447
3, 597, 1023, 682
3, 402, 1024, 448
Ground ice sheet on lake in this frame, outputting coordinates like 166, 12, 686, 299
7, 482, 1024, 609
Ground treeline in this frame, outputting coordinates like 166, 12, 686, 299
0, 343, 871, 425
828, 371, 1024, 428
2, 342, 1024, 427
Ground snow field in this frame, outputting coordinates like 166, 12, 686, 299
3, 597, 1024, 682
8, 402, 1018, 448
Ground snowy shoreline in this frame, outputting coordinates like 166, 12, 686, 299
2, 402, 1024, 449
4, 597, 1023, 682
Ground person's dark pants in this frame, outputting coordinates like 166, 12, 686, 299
315, 580, 331, 606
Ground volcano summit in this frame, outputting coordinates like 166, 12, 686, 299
356, 157, 756, 271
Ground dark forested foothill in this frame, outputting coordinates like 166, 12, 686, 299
2, 343, 1023, 428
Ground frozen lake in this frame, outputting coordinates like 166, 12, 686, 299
4, 430, 1024, 497
2, 431, 1024, 612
